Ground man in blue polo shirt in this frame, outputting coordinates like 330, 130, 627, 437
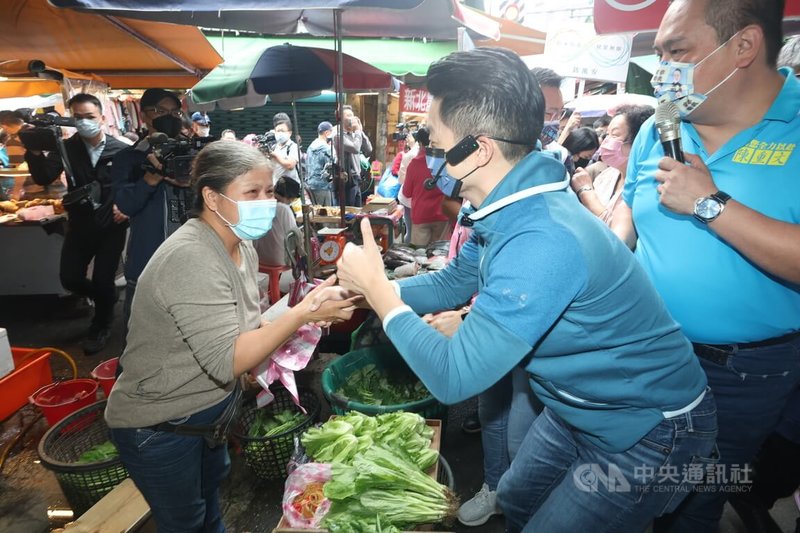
331, 47, 717, 532
611, 0, 800, 531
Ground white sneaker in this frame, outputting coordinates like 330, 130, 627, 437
457, 483, 502, 526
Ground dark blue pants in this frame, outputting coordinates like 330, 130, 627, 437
110, 394, 233, 533
656, 337, 800, 532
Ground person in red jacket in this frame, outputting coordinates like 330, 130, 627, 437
401, 127, 449, 246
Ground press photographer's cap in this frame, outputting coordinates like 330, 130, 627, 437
140, 88, 181, 110
191, 112, 211, 125
318, 121, 333, 134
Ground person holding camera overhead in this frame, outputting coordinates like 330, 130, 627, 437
24, 93, 129, 355
111, 88, 193, 337
333, 105, 372, 207
106, 140, 356, 533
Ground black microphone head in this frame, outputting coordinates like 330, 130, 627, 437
424, 177, 437, 190
655, 101, 681, 143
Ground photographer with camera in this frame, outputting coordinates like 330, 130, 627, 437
111, 88, 193, 336
23, 93, 129, 355
333, 105, 372, 207
268, 117, 300, 184
0, 110, 30, 168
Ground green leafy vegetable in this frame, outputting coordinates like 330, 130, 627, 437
337, 364, 431, 406
77, 441, 118, 464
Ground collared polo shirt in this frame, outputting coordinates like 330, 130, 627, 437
623, 68, 800, 344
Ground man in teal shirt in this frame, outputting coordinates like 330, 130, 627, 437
332, 47, 717, 532
612, 0, 800, 531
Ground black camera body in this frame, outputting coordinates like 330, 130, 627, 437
149, 134, 213, 184
18, 113, 77, 153
391, 120, 419, 142
254, 131, 277, 155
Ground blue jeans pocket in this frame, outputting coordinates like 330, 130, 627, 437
727, 343, 800, 379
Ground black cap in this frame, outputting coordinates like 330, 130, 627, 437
140, 88, 181, 110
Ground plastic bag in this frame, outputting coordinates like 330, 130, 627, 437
282, 462, 332, 528
376, 168, 401, 199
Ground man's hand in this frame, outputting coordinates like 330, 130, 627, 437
352, 117, 363, 132
655, 153, 717, 215
112, 204, 129, 224
142, 153, 165, 187
422, 310, 464, 338
336, 218, 387, 298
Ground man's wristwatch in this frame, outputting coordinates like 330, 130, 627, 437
693, 190, 731, 224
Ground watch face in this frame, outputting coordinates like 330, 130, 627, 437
695, 197, 722, 220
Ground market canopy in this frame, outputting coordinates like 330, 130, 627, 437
0, 0, 222, 91
50, 0, 502, 41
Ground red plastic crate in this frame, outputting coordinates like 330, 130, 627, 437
0, 348, 53, 421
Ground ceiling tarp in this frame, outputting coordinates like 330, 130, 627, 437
207, 36, 456, 77
0, 68, 103, 98
49, 0, 501, 41
1, 0, 222, 90
469, 7, 546, 57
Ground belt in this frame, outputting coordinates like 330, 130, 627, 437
692, 330, 800, 366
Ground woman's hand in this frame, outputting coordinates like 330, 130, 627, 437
570, 167, 593, 192
422, 309, 464, 338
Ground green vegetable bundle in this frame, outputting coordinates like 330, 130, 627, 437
245, 408, 308, 457
323, 445, 458, 530
300, 411, 438, 471
77, 441, 118, 464
337, 364, 430, 406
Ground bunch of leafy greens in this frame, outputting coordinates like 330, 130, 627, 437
337, 364, 430, 406
248, 409, 307, 438
77, 441, 118, 464
322, 445, 457, 530
300, 411, 438, 471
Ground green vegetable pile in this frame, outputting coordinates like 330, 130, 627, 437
298, 412, 456, 531
301, 411, 438, 471
248, 408, 307, 438
77, 441, 118, 464
336, 364, 430, 406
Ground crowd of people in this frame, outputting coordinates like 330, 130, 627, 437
1, 0, 799, 531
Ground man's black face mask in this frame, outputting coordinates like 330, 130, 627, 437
153, 115, 182, 139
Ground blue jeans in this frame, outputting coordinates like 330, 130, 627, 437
479, 366, 542, 489
497, 391, 718, 532
110, 394, 233, 533
655, 337, 800, 532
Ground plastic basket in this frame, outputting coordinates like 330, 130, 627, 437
234, 387, 320, 481
321, 344, 447, 420
37, 400, 128, 516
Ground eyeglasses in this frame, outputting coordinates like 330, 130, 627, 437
545, 108, 568, 121
146, 107, 183, 118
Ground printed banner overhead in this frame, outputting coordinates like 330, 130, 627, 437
399, 85, 432, 114
594, 0, 800, 34
545, 23, 633, 83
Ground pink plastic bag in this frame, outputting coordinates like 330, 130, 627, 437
252, 323, 322, 412
282, 462, 332, 528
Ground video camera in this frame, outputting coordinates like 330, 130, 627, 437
254, 131, 277, 155
149, 133, 213, 184
391, 121, 419, 141
17, 112, 77, 153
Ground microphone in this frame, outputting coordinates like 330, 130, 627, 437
654, 101, 685, 163
424, 148, 446, 190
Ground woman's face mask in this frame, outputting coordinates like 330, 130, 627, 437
651, 31, 740, 118
214, 194, 277, 241
275, 132, 291, 145
599, 136, 629, 171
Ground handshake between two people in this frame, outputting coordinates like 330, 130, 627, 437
305, 218, 402, 324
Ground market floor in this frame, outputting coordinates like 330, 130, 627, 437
0, 294, 797, 532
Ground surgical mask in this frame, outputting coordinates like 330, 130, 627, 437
197, 127, 210, 137
275, 132, 290, 145
651, 32, 740, 118
75, 118, 101, 139
214, 194, 277, 241
574, 157, 591, 169
426, 151, 462, 199
599, 136, 629, 171
152, 114, 182, 138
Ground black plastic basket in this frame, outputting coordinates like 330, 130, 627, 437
233, 387, 320, 480
37, 400, 128, 516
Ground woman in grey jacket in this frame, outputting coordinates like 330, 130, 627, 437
106, 141, 354, 533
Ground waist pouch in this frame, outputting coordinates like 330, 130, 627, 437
150, 383, 243, 448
